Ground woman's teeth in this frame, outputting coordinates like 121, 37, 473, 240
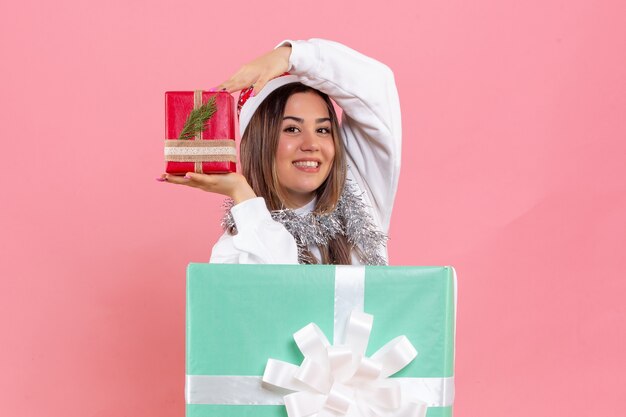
293, 161, 319, 168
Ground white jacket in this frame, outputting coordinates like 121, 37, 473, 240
210, 38, 402, 264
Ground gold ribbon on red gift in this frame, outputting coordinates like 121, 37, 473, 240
164, 90, 236, 173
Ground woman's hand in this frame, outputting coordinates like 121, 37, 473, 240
157, 172, 256, 204
216, 45, 292, 95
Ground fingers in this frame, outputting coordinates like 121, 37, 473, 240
156, 173, 189, 185
215, 67, 258, 94
214, 47, 291, 94
180, 172, 209, 186
157, 172, 219, 191
214, 80, 239, 94
216, 75, 270, 98
250, 77, 270, 97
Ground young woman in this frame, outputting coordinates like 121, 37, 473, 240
159, 39, 401, 265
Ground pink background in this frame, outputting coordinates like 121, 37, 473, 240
2, 0, 625, 415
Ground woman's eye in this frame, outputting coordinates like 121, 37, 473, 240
283, 126, 300, 133
317, 127, 331, 135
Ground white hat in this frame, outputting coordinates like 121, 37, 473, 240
238, 74, 299, 136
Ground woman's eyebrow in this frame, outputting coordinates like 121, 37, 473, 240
283, 116, 331, 124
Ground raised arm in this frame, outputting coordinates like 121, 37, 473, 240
216, 40, 401, 233
282, 39, 402, 233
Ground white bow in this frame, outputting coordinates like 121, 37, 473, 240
262, 311, 428, 417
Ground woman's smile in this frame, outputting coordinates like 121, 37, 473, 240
292, 159, 321, 171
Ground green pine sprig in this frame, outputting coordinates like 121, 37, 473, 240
178, 96, 217, 140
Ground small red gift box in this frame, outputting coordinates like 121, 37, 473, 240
165, 91, 236, 175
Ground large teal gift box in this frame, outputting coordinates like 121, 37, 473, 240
186, 264, 456, 417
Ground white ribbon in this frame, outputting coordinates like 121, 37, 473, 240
185, 375, 453, 407
262, 310, 428, 417
334, 265, 365, 344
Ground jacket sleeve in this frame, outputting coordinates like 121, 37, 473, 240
281, 38, 402, 233
209, 197, 299, 264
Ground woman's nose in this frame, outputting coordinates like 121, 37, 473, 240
299, 130, 320, 151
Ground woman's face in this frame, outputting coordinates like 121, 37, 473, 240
275, 92, 336, 208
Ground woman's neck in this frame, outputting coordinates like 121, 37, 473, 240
281, 193, 316, 210
293, 197, 317, 214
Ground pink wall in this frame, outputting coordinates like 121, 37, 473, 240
2, 0, 624, 415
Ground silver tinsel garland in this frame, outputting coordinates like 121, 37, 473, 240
221, 181, 388, 265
